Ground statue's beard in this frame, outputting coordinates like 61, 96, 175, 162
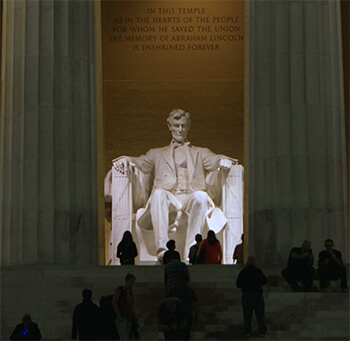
172, 133, 187, 143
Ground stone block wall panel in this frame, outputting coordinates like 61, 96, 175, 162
249, 0, 348, 263
0, 0, 97, 265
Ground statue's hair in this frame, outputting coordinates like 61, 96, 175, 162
167, 108, 191, 128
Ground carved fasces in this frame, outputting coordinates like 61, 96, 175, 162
109, 166, 133, 265
222, 164, 244, 264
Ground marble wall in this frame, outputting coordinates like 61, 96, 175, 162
248, 0, 349, 263
0, 0, 98, 265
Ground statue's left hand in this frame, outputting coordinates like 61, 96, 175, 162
219, 158, 234, 169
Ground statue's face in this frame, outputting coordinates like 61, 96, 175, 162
168, 116, 189, 143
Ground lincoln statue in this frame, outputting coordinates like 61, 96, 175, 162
108, 109, 240, 263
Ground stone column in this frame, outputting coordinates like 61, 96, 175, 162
249, 0, 348, 263
0, 0, 98, 265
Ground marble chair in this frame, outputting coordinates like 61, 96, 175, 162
104, 164, 244, 265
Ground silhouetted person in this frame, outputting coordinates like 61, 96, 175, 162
233, 233, 244, 264
236, 256, 267, 337
281, 240, 315, 291
188, 234, 202, 264
196, 230, 222, 264
72, 289, 99, 340
97, 295, 119, 340
167, 285, 198, 340
158, 297, 187, 340
10, 314, 41, 340
113, 273, 137, 341
163, 239, 181, 265
117, 231, 138, 265
318, 239, 348, 292
164, 259, 190, 293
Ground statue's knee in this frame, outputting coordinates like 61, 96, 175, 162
192, 191, 208, 205
151, 189, 167, 203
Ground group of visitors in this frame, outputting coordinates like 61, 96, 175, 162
71, 275, 138, 341
70, 265, 195, 340
116, 229, 225, 266
166, 230, 223, 265
233, 238, 348, 338
9, 235, 347, 340
282, 239, 348, 292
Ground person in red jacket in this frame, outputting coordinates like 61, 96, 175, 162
113, 273, 138, 340
196, 230, 223, 264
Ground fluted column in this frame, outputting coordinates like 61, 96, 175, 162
0, 0, 98, 265
249, 0, 348, 263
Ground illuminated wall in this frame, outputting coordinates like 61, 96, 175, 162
101, 0, 245, 171
99, 0, 246, 262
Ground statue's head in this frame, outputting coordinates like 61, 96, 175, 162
167, 109, 191, 144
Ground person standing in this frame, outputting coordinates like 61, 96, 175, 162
10, 314, 41, 340
233, 234, 244, 264
72, 289, 99, 340
117, 231, 138, 265
158, 297, 187, 340
167, 285, 198, 340
97, 295, 118, 340
236, 256, 267, 337
188, 234, 202, 264
318, 239, 348, 292
164, 259, 191, 294
196, 230, 222, 264
163, 239, 181, 265
113, 273, 137, 341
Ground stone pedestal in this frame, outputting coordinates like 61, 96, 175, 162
0, 0, 97, 265
248, 0, 348, 263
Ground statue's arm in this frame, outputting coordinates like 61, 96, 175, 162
129, 150, 155, 174
110, 151, 154, 212
203, 148, 238, 204
200, 148, 237, 171
112, 149, 155, 177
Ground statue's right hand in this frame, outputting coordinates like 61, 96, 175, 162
112, 157, 135, 174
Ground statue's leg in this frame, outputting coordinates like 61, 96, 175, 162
182, 191, 209, 259
149, 189, 171, 254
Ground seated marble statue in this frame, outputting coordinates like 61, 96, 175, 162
110, 109, 238, 263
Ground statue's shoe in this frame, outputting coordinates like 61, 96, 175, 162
168, 211, 182, 233
168, 221, 179, 233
